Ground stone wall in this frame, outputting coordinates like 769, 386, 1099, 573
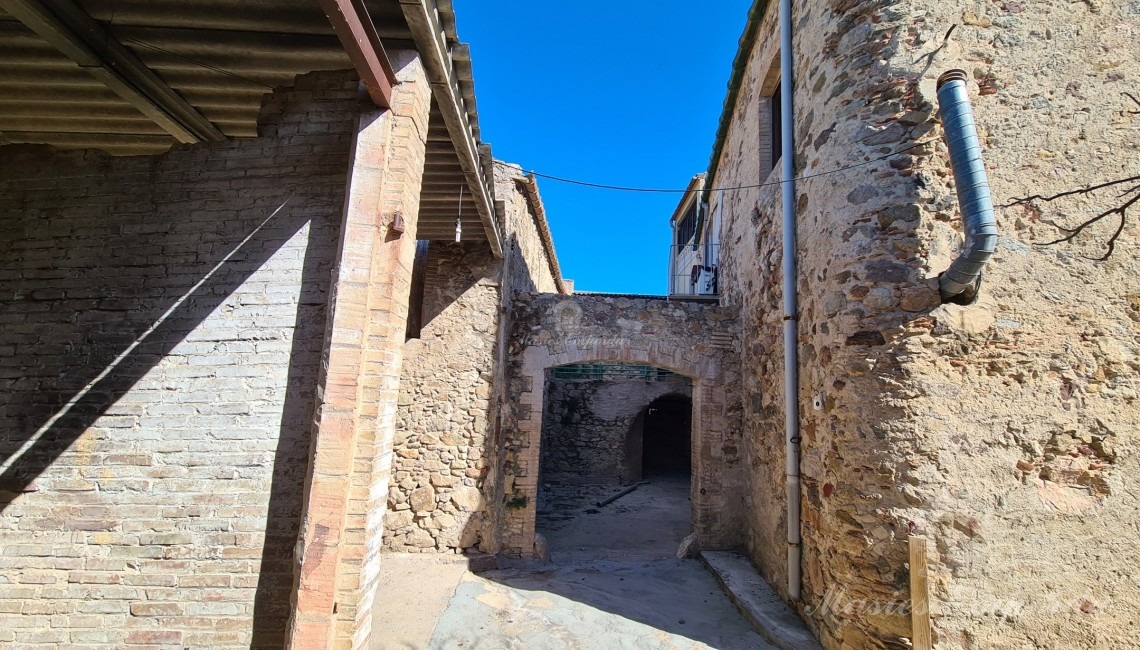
540, 375, 692, 483
502, 293, 744, 556
712, 0, 1140, 647
0, 71, 358, 649
384, 243, 499, 553
896, 2, 1140, 648
383, 163, 561, 555
494, 162, 561, 296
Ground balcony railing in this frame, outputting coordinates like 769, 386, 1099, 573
668, 243, 719, 298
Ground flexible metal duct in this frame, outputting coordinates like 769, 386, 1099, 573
936, 69, 998, 303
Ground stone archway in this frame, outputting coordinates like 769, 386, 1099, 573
500, 293, 745, 557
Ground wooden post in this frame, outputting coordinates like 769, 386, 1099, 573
909, 536, 933, 650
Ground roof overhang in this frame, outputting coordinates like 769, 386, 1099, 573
0, 0, 502, 255
669, 173, 706, 227
515, 171, 566, 294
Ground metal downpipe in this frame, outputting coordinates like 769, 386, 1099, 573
779, 0, 802, 602
936, 69, 998, 303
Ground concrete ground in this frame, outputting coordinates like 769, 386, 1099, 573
538, 474, 693, 561
427, 558, 775, 650
372, 554, 470, 650
374, 474, 776, 649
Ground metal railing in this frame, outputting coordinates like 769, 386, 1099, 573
668, 243, 719, 297
551, 364, 685, 382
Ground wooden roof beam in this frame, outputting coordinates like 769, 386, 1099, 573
317, 0, 396, 108
0, 0, 225, 143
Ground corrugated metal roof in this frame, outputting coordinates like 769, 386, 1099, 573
0, 0, 493, 244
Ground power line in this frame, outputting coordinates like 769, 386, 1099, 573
525, 139, 937, 194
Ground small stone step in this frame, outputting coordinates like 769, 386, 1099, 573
464, 550, 499, 573
700, 550, 822, 650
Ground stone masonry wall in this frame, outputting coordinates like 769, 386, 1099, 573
502, 294, 744, 556
540, 376, 692, 483
713, 0, 1139, 648
494, 162, 560, 296
0, 71, 359, 649
383, 163, 560, 556
384, 243, 499, 553
896, 2, 1140, 649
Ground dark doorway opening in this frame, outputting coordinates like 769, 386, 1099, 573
536, 367, 693, 559
640, 395, 692, 477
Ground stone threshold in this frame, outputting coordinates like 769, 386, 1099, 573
700, 550, 822, 650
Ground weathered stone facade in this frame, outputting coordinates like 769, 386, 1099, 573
538, 371, 688, 483
382, 163, 561, 555
384, 243, 500, 554
540, 375, 692, 483
710, 0, 1140, 647
501, 294, 744, 556
1, 1, 1134, 648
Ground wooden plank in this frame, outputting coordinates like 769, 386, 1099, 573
909, 536, 933, 650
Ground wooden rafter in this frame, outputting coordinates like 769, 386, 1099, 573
316, 0, 396, 108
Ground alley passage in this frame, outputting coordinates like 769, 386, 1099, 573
375, 481, 773, 650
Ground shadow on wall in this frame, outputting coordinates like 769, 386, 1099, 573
0, 175, 335, 646
384, 230, 551, 558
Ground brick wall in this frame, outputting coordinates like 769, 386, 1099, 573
286, 51, 431, 650
0, 71, 360, 649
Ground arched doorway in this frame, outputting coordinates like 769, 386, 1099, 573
535, 364, 693, 558
628, 394, 693, 480
504, 313, 746, 558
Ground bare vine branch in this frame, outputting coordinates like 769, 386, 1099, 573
1125, 92, 1140, 115
1004, 174, 1140, 261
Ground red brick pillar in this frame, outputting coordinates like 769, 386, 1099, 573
287, 50, 431, 650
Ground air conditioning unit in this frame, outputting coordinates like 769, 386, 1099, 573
694, 265, 717, 295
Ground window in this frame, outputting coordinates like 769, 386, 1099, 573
771, 81, 783, 169
675, 201, 697, 247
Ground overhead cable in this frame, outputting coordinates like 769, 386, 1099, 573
525, 139, 936, 194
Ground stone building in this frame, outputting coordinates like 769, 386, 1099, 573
0, 0, 1137, 649
692, 0, 1140, 648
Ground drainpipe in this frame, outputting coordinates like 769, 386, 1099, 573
779, 0, 802, 602
936, 69, 998, 304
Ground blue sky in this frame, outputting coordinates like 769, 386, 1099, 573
455, 0, 753, 295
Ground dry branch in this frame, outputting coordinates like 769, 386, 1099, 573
1005, 174, 1140, 260
1125, 92, 1140, 115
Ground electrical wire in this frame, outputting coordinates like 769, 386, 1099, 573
123, 38, 276, 90
525, 139, 937, 194
111, 35, 939, 199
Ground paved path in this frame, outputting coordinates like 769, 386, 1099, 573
427, 558, 776, 650
376, 475, 779, 649
538, 474, 693, 561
